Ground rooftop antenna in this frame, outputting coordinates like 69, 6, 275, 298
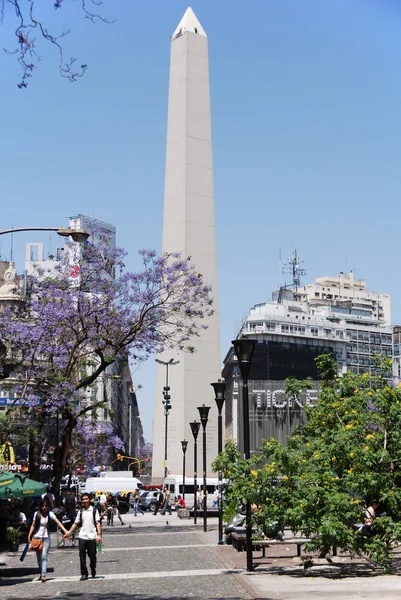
278, 248, 282, 286
282, 249, 306, 297
10, 227, 14, 262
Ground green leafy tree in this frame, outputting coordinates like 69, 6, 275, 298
213, 355, 401, 570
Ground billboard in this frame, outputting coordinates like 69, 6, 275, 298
234, 379, 321, 451
68, 215, 116, 287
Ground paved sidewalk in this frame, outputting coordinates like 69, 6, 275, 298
0, 511, 252, 599
2, 511, 401, 599
200, 526, 401, 599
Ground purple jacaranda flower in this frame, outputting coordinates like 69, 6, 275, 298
0, 228, 214, 487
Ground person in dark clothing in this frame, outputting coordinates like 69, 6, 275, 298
63, 489, 77, 521
107, 493, 124, 525
153, 489, 164, 515
161, 486, 172, 516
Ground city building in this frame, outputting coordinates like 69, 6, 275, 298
152, 8, 221, 481
223, 253, 394, 455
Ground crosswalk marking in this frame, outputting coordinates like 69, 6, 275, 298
54, 543, 216, 553
30, 568, 243, 584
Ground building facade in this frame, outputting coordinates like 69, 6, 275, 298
224, 269, 394, 455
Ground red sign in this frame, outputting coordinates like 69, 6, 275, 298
70, 265, 80, 278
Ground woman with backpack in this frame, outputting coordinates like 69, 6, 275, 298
28, 498, 69, 582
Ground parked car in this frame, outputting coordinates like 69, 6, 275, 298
113, 492, 130, 514
139, 490, 159, 512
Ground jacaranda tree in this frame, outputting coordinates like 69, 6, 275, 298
0, 235, 214, 495
213, 355, 401, 571
2, 0, 112, 88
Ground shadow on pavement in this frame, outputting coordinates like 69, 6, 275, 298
103, 525, 195, 536
0, 567, 52, 578
252, 561, 401, 579
1, 594, 249, 600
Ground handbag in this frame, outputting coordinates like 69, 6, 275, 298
30, 537, 43, 551
30, 513, 46, 551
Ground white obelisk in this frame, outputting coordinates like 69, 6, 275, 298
152, 8, 221, 482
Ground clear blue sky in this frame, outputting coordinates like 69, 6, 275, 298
1, 1, 401, 441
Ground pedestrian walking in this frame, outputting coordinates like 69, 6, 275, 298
99, 491, 107, 516
132, 489, 144, 516
28, 498, 69, 582
64, 493, 102, 580
153, 488, 164, 515
161, 486, 172, 515
108, 493, 125, 525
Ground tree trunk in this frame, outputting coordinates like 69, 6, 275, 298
28, 428, 40, 481
28, 410, 45, 481
51, 416, 76, 505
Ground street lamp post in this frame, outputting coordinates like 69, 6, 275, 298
155, 358, 180, 478
0, 227, 90, 243
211, 380, 227, 544
197, 404, 210, 533
189, 421, 200, 525
232, 338, 257, 572
180, 440, 188, 501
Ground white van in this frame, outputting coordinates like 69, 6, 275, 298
85, 476, 142, 495
163, 474, 219, 509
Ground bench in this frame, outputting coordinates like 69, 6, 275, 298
252, 538, 313, 558
231, 532, 313, 557
188, 509, 219, 518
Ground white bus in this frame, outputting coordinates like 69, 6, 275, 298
163, 474, 219, 509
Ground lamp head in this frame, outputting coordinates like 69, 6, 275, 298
232, 338, 257, 379
181, 440, 188, 454
189, 420, 200, 440
197, 404, 210, 429
57, 228, 90, 243
211, 380, 226, 412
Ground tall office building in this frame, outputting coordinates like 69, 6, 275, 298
152, 8, 221, 481
223, 263, 393, 455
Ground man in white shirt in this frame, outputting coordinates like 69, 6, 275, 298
64, 493, 102, 580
